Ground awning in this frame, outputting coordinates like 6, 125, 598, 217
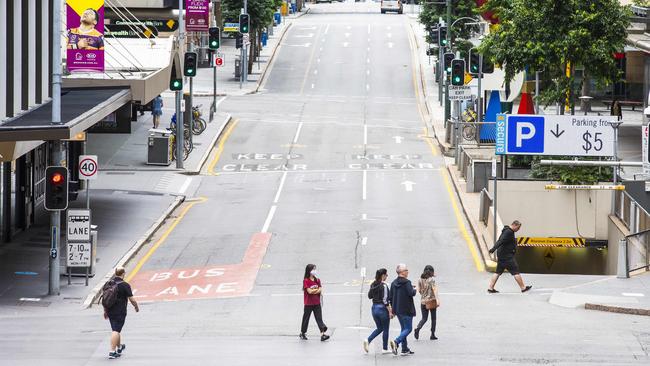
0, 87, 131, 142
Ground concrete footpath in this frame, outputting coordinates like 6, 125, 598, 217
0, 8, 307, 315
407, 15, 650, 317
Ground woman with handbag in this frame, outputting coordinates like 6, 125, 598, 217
414, 265, 439, 340
299, 264, 330, 341
363, 268, 393, 354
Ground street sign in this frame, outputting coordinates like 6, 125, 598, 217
448, 85, 472, 100
67, 209, 91, 242
67, 242, 91, 267
78, 155, 98, 180
643, 126, 650, 176
223, 22, 239, 32
495, 114, 616, 157
213, 53, 224, 67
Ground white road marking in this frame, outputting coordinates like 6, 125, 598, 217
319, 47, 323, 51
401, 181, 416, 192
292, 122, 304, 144
343, 42, 349, 47
362, 170, 367, 200
387, 33, 392, 38
346, 25, 351, 30
324, 24, 330, 34
367, 58, 370, 63
19, 297, 41, 302
366, 70, 370, 76
178, 177, 192, 194
361, 267, 366, 278
314, 70, 318, 75
311, 83, 315, 89
393, 136, 403, 144
387, 26, 392, 30
274, 171, 288, 204
270, 292, 477, 297
261, 205, 277, 233
216, 96, 227, 107
345, 32, 351, 38
317, 58, 321, 63
388, 42, 393, 48
363, 125, 368, 145
622, 292, 645, 297
304, 43, 311, 48
361, 236, 368, 246
295, 33, 314, 38
366, 84, 370, 91
367, 25, 371, 34
367, 47, 370, 51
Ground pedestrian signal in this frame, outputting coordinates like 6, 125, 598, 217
239, 14, 250, 34
184, 52, 197, 77
451, 59, 465, 86
438, 26, 448, 47
443, 53, 454, 73
209, 27, 220, 50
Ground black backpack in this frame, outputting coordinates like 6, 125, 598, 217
101, 278, 120, 309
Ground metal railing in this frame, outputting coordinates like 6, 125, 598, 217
446, 120, 497, 148
615, 190, 650, 276
479, 188, 492, 224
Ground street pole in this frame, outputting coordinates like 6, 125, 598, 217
493, 159, 498, 244
477, 53, 483, 125
189, 40, 194, 147
612, 122, 621, 215
438, 42, 443, 106
244, 0, 248, 83
49, 0, 64, 296
535, 70, 540, 114
444, 0, 451, 124
176, 0, 185, 169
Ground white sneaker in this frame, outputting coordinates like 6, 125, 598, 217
381, 349, 393, 355
362, 340, 369, 353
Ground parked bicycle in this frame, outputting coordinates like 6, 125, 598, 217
461, 106, 478, 141
192, 105, 207, 135
169, 113, 193, 161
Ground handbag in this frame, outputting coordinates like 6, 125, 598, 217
425, 299, 438, 310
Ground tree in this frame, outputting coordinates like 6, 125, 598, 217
479, 0, 630, 110
419, 0, 479, 44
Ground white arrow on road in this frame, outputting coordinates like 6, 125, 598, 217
295, 33, 314, 38
343, 42, 349, 47
345, 32, 351, 38
401, 181, 416, 192
388, 42, 394, 48
393, 136, 403, 144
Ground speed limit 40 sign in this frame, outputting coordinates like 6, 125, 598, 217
79, 155, 98, 180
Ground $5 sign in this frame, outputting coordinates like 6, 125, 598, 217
581, 131, 603, 154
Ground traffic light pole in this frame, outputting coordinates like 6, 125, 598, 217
477, 53, 483, 124
189, 41, 194, 147
444, 0, 451, 125
176, 0, 185, 169
243, 0, 248, 83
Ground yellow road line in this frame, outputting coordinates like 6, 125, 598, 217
439, 169, 485, 272
126, 197, 208, 282
422, 127, 439, 156
405, 22, 430, 136
207, 118, 240, 175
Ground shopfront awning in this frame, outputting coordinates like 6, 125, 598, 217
0, 87, 131, 142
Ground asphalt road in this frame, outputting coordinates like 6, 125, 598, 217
0, 2, 648, 365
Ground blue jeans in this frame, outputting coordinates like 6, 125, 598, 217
395, 314, 413, 351
367, 304, 390, 350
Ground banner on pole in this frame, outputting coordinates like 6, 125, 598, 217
185, 0, 210, 32
66, 0, 105, 73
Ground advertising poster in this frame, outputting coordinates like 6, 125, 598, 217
66, 0, 105, 72
185, 0, 210, 32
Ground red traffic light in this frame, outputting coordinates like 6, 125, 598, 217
51, 173, 64, 184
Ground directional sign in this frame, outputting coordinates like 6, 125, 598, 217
448, 85, 472, 101
223, 22, 239, 32
213, 53, 224, 67
67, 242, 91, 267
67, 209, 91, 242
495, 114, 616, 157
78, 155, 98, 180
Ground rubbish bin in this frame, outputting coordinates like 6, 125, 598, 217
234, 57, 241, 78
274, 12, 281, 25
147, 128, 172, 166
262, 31, 268, 47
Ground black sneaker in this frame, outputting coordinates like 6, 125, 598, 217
299, 333, 308, 340
487, 288, 499, 293
414, 328, 420, 340
400, 349, 414, 356
430, 334, 438, 340
321, 334, 330, 341
521, 285, 532, 293
117, 344, 126, 354
108, 352, 121, 359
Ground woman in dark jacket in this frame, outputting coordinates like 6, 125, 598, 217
363, 268, 393, 354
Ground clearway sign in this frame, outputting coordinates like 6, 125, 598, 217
448, 86, 472, 101
495, 114, 616, 157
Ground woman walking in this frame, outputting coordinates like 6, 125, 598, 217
300, 264, 330, 341
414, 265, 439, 340
151, 95, 163, 128
363, 268, 393, 354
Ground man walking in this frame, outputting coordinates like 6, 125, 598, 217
488, 220, 532, 293
389, 264, 416, 356
103, 267, 139, 359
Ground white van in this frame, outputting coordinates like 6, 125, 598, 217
381, 0, 403, 14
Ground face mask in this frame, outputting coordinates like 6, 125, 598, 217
310, 270, 317, 276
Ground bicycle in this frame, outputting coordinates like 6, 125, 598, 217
169, 114, 193, 161
461, 106, 478, 141
191, 105, 207, 135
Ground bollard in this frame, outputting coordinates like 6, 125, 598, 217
617, 238, 628, 278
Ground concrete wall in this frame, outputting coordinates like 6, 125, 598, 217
489, 180, 612, 239
607, 216, 629, 275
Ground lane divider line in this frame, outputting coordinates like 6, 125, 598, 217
126, 197, 208, 282
362, 170, 367, 200
292, 122, 304, 144
208, 118, 240, 175
261, 205, 278, 233
361, 236, 368, 246
274, 171, 288, 204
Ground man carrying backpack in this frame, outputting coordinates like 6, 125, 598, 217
102, 267, 139, 359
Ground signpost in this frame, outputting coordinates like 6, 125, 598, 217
643, 126, 649, 177
495, 114, 617, 157
185, 0, 210, 32
223, 22, 240, 32
79, 155, 97, 210
448, 85, 472, 101
66, 209, 92, 285
213, 53, 224, 67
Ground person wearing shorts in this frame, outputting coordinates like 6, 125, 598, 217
487, 220, 532, 293
103, 267, 139, 359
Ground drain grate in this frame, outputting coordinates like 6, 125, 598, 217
18, 300, 51, 307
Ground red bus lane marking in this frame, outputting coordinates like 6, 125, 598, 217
130, 233, 272, 302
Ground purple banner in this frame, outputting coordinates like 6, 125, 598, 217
185, 0, 210, 32
66, 1, 105, 73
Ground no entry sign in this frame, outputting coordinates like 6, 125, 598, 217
79, 155, 98, 180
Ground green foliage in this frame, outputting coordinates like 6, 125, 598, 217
419, 0, 479, 44
479, 0, 630, 109
508, 155, 532, 168
530, 156, 613, 185
221, 0, 280, 29
633, 0, 650, 7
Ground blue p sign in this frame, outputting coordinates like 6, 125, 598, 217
507, 116, 544, 153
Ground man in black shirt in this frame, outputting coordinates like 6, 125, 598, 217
104, 267, 139, 359
487, 220, 532, 293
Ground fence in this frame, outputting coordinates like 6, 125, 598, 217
445, 120, 497, 148
615, 190, 650, 276
479, 188, 492, 225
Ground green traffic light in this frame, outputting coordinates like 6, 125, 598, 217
173, 81, 180, 87
188, 69, 194, 74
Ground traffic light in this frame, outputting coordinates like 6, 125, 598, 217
239, 14, 249, 33
208, 27, 220, 50
443, 53, 454, 73
482, 59, 495, 74
235, 33, 243, 49
183, 52, 197, 77
170, 76, 182, 91
438, 26, 448, 47
429, 26, 438, 44
45, 166, 68, 211
469, 50, 480, 75
451, 59, 465, 86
